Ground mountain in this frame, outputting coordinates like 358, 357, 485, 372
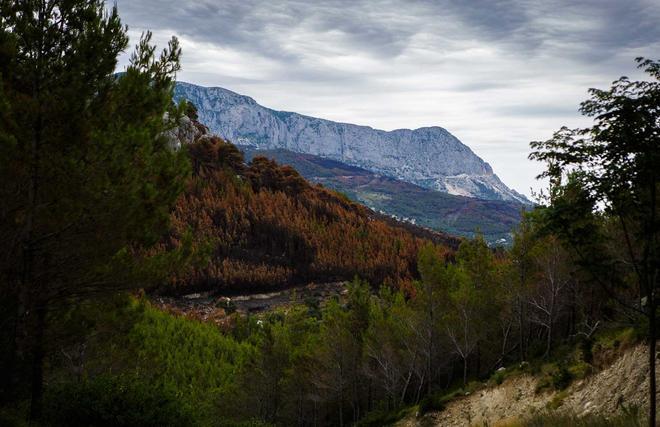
240, 147, 522, 243
162, 113, 457, 294
173, 82, 530, 204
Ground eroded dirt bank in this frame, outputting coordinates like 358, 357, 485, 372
398, 343, 657, 427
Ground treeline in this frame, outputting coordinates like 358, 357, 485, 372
224, 225, 615, 425
161, 122, 456, 293
26, 221, 630, 427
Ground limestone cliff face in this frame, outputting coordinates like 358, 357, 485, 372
174, 82, 529, 204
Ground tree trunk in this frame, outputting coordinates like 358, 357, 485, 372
463, 357, 468, 386
415, 373, 425, 403
29, 303, 46, 422
476, 342, 481, 379
400, 361, 415, 406
546, 323, 552, 358
648, 301, 656, 427
519, 298, 525, 362
10, 284, 30, 401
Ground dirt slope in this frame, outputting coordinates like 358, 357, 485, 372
398, 343, 657, 427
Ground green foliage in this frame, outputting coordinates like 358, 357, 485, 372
546, 390, 569, 410
535, 363, 573, 392
43, 376, 198, 427
0, 0, 192, 415
490, 369, 507, 386
0, 2, 191, 292
418, 389, 463, 415
592, 328, 640, 352
127, 301, 250, 406
357, 406, 414, 427
46, 298, 253, 425
233, 304, 319, 423
529, 57, 660, 425
417, 393, 447, 414
568, 360, 593, 380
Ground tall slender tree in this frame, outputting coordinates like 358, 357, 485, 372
530, 58, 660, 427
0, 0, 189, 419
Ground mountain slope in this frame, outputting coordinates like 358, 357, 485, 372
240, 147, 522, 243
173, 82, 530, 204
162, 113, 457, 294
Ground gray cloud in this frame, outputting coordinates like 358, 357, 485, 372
116, 0, 660, 62
114, 0, 660, 197
497, 104, 581, 118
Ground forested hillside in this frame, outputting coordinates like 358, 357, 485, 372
161, 112, 457, 294
239, 147, 524, 243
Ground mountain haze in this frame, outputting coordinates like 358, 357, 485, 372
174, 82, 530, 204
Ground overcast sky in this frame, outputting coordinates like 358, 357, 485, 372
115, 0, 660, 198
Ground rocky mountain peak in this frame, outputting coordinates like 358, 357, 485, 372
174, 81, 530, 204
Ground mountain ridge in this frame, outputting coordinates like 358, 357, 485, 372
173, 81, 530, 204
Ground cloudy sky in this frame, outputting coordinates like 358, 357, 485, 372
115, 0, 660, 198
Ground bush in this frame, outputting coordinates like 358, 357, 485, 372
418, 389, 462, 415
551, 364, 573, 390
536, 363, 573, 392
357, 406, 413, 427
418, 393, 447, 415
568, 360, 593, 380
43, 376, 199, 427
593, 328, 639, 352
490, 369, 507, 386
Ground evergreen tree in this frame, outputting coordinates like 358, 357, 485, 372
509, 213, 540, 361
412, 243, 449, 394
530, 57, 660, 426
0, 0, 189, 419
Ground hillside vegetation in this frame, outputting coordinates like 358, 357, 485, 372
161, 117, 456, 294
240, 147, 524, 243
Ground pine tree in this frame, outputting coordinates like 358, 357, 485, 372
0, 0, 189, 419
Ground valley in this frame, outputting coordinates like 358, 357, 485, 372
1, 3, 657, 426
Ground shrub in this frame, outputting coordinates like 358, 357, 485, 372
357, 406, 413, 427
536, 363, 573, 392
568, 360, 593, 380
418, 393, 446, 414
418, 389, 463, 415
490, 369, 507, 386
593, 328, 639, 352
551, 364, 573, 390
